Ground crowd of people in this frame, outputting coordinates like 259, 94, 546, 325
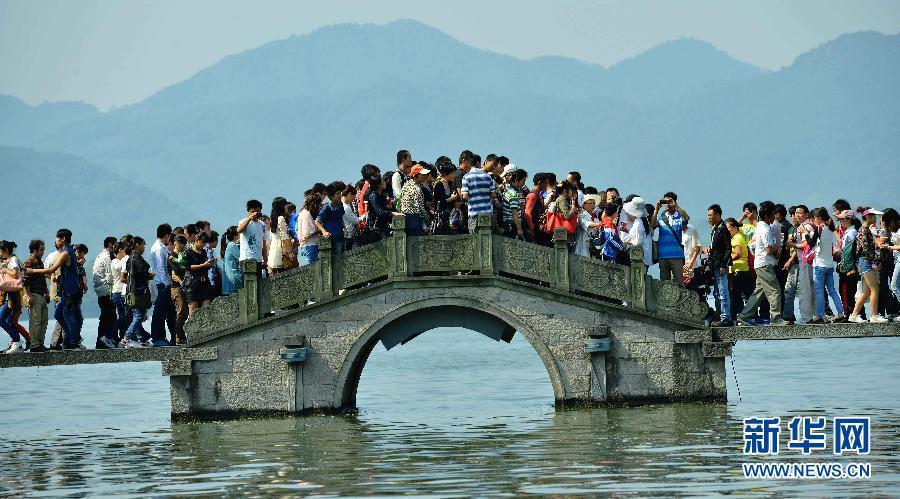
2, 149, 898, 353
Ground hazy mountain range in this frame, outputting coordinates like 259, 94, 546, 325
1, 19, 898, 258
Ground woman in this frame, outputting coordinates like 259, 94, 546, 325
220, 226, 242, 295
808, 208, 847, 323
365, 175, 403, 243
299, 193, 321, 265
849, 207, 889, 323
432, 162, 459, 235
399, 164, 431, 236
122, 237, 153, 348
880, 208, 900, 316
342, 186, 361, 251
267, 197, 291, 275
110, 241, 132, 343
0, 241, 30, 354
549, 182, 578, 245
621, 196, 653, 268
575, 195, 601, 257
185, 232, 216, 316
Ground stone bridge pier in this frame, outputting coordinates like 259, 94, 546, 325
168, 216, 723, 418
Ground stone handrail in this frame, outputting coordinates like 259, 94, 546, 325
185, 213, 709, 341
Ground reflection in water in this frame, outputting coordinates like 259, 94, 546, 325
1, 325, 899, 495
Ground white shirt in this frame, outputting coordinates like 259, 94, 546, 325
91, 250, 114, 296
813, 225, 836, 269
623, 219, 653, 267
150, 239, 172, 286
111, 258, 126, 294
682, 224, 702, 269
43, 249, 59, 268
753, 221, 777, 269
118, 255, 130, 294
574, 211, 597, 258
239, 219, 266, 262
5, 256, 20, 272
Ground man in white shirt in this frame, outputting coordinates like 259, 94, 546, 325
92, 237, 119, 349
149, 224, 173, 347
738, 204, 786, 325
238, 199, 269, 266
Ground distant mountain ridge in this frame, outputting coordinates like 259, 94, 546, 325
0, 21, 896, 234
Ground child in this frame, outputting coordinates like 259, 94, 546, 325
449, 199, 465, 235
75, 244, 89, 297
169, 235, 189, 344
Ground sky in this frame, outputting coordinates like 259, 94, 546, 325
2, 0, 900, 110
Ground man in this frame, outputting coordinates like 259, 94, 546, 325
315, 181, 348, 252
773, 204, 791, 314
500, 166, 527, 239
149, 223, 173, 347
651, 192, 690, 285
237, 199, 268, 268
482, 153, 498, 179
392, 149, 413, 200
737, 204, 785, 326
524, 173, 548, 244
786, 205, 816, 323
781, 206, 800, 324
705, 205, 732, 327
605, 187, 620, 206
26, 229, 85, 349
460, 153, 494, 233
92, 236, 119, 349
23, 240, 50, 352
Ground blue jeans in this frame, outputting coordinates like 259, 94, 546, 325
111, 292, 131, 339
151, 284, 172, 341
300, 245, 319, 266
891, 258, 900, 303
125, 308, 147, 342
332, 239, 345, 255
712, 267, 731, 321
54, 294, 84, 348
0, 293, 21, 342
813, 266, 843, 318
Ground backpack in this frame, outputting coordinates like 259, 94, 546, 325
837, 235, 858, 274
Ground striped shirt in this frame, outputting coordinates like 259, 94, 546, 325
461, 168, 495, 215
501, 183, 520, 224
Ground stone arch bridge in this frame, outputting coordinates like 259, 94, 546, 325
168, 215, 718, 417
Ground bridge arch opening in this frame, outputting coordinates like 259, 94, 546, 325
335, 299, 565, 410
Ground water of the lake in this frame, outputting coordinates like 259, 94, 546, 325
1, 318, 898, 496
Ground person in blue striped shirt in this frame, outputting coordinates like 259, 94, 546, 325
460, 154, 495, 233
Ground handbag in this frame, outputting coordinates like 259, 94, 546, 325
0, 272, 24, 292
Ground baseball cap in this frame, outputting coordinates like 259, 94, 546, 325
836, 210, 855, 220
410, 165, 431, 176
501, 164, 518, 177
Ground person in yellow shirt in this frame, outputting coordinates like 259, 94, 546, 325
727, 218, 752, 319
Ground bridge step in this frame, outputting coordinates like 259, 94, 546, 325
0, 347, 180, 369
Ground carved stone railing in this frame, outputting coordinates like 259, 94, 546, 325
185, 213, 710, 342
